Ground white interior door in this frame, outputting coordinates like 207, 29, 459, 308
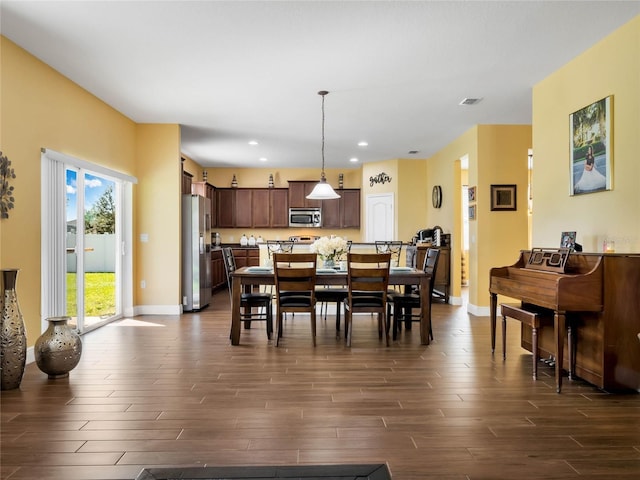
366, 193, 394, 242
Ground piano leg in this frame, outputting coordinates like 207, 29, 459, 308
490, 293, 497, 353
554, 311, 566, 393
567, 317, 574, 381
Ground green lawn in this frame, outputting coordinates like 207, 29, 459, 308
66, 272, 116, 318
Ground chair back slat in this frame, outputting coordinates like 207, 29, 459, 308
347, 252, 391, 296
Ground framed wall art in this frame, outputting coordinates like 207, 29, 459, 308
570, 96, 612, 195
490, 184, 516, 211
468, 204, 476, 220
468, 186, 476, 202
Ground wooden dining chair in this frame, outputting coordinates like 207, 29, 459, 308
386, 247, 440, 341
222, 247, 273, 339
273, 252, 318, 346
344, 252, 392, 347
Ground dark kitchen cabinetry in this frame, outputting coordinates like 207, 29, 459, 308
269, 189, 289, 227
216, 189, 235, 228
234, 189, 253, 228
231, 247, 260, 269
216, 188, 289, 228
211, 248, 225, 291
192, 181, 216, 227
215, 188, 252, 228
252, 189, 270, 227
288, 181, 322, 208
341, 189, 361, 228
320, 189, 360, 229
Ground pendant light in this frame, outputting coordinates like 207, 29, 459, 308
307, 90, 340, 200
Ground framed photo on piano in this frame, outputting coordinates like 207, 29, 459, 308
560, 231, 576, 250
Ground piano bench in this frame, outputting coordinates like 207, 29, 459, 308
501, 303, 553, 379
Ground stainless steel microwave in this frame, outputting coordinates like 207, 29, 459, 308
289, 207, 322, 227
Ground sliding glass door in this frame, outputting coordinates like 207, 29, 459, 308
65, 168, 120, 332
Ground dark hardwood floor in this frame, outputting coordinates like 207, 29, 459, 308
2, 290, 639, 480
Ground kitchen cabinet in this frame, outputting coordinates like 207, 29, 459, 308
216, 188, 290, 228
216, 189, 235, 228
269, 189, 289, 227
211, 249, 226, 291
216, 188, 252, 228
235, 189, 253, 228
320, 189, 361, 229
192, 181, 216, 227
182, 171, 193, 195
341, 189, 361, 228
288, 181, 322, 208
231, 247, 260, 269
252, 189, 270, 227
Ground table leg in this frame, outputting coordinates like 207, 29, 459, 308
231, 276, 242, 345
419, 275, 430, 345
490, 293, 497, 353
554, 311, 566, 393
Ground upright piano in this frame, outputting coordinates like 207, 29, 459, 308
490, 250, 640, 393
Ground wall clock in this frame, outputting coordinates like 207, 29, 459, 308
432, 185, 442, 208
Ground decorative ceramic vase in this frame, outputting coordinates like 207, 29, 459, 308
35, 316, 82, 379
1, 269, 27, 390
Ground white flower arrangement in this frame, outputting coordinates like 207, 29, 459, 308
310, 236, 349, 261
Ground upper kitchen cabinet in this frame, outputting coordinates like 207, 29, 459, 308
252, 189, 270, 228
217, 188, 251, 228
216, 188, 289, 228
341, 189, 361, 228
321, 189, 360, 229
216, 188, 235, 228
192, 181, 216, 227
269, 189, 289, 227
288, 181, 322, 208
234, 189, 253, 228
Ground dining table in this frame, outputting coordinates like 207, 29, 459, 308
230, 266, 432, 345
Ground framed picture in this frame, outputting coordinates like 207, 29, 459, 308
570, 96, 612, 195
560, 231, 576, 250
490, 184, 517, 211
468, 204, 476, 220
468, 186, 476, 202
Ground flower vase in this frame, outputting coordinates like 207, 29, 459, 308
1, 269, 27, 390
35, 316, 82, 379
323, 258, 335, 269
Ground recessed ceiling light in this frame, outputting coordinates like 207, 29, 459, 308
248, 140, 259, 146
259, 157, 268, 162
357, 141, 368, 147
350, 157, 359, 163
459, 97, 482, 106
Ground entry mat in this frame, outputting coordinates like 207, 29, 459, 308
135, 464, 391, 480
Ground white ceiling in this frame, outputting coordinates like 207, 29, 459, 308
2, 1, 638, 169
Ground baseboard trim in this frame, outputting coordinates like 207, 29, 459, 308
133, 304, 183, 316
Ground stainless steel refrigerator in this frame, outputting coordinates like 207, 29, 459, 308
182, 194, 212, 311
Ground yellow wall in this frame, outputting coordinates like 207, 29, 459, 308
134, 124, 181, 307
426, 125, 531, 309
396, 159, 428, 243
475, 125, 531, 307
0, 37, 180, 345
532, 16, 640, 252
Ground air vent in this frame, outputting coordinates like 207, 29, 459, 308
408, 150, 419, 155
459, 97, 482, 106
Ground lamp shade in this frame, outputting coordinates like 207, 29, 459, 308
306, 178, 340, 200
